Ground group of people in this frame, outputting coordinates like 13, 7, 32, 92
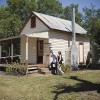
50, 50, 64, 75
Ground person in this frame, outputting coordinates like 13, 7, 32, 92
86, 50, 92, 68
50, 50, 57, 74
57, 51, 64, 75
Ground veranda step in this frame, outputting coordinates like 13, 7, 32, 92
38, 68, 51, 75
27, 70, 38, 74
26, 66, 38, 74
27, 67, 38, 70
36, 64, 48, 68
26, 64, 49, 74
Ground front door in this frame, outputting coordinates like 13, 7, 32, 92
79, 42, 84, 63
37, 40, 43, 64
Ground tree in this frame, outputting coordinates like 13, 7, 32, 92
37, 0, 63, 17
0, 14, 22, 38
0, 5, 11, 38
83, 4, 100, 45
62, 4, 83, 25
83, 5, 100, 63
0, 0, 37, 38
7, 0, 37, 20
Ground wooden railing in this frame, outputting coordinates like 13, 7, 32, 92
0, 55, 20, 64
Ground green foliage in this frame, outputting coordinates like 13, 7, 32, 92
0, 0, 37, 38
62, 4, 83, 25
0, 14, 22, 38
93, 20, 100, 45
61, 64, 71, 73
6, 63, 27, 75
37, 0, 63, 17
0, 6, 11, 38
1, 41, 10, 57
0, 6, 22, 38
7, 0, 37, 20
83, 4, 100, 45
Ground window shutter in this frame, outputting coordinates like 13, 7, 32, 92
31, 16, 36, 28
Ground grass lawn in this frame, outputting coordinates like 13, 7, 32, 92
0, 70, 100, 100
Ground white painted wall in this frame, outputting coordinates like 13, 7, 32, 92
49, 31, 69, 64
21, 17, 49, 35
20, 15, 50, 64
20, 36, 26, 63
49, 31, 90, 64
21, 36, 50, 64
28, 37, 37, 64
21, 36, 37, 64
21, 32, 90, 65
43, 39, 50, 65
79, 44, 84, 63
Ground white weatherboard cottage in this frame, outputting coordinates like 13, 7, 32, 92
0, 11, 90, 66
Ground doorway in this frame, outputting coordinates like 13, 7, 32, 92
37, 40, 43, 64
79, 42, 84, 63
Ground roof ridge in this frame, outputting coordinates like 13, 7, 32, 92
32, 11, 87, 34
33, 11, 71, 22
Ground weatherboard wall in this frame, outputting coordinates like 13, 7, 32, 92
49, 31, 90, 64
43, 39, 50, 65
20, 36, 37, 64
21, 17, 49, 35
49, 31, 70, 64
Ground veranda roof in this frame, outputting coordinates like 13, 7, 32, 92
23, 32, 49, 39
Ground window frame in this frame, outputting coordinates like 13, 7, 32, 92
31, 15, 36, 28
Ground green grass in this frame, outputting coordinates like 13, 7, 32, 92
0, 70, 100, 100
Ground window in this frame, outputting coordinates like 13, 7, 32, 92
31, 15, 36, 28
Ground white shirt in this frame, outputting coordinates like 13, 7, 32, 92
50, 53, 57, 63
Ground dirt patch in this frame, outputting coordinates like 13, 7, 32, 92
27, 73, 52, 76
0, 71, 6, 75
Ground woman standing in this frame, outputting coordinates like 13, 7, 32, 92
57, 51, 64, 75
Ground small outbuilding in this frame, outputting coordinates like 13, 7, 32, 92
0, 11, 90, 66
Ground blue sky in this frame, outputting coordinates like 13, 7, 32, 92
0, 0, 6, 5
58, 0, 100, 12
0, 0, 100, 13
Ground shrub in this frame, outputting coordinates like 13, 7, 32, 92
61, 64, 71, 73
6, 63, 27, 75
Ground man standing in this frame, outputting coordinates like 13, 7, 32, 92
50, 50, 57, 74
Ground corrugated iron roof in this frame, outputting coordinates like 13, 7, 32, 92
33, 11, 87, 34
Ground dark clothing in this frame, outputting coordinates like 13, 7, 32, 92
50, 52, 57, 74
50, 62, 57, 74
59, 61, 62, 64
57, 54, 63, 64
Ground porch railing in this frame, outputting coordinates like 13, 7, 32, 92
0, 55, 20, 64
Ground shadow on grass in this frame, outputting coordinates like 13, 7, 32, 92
52, 76, 100, 100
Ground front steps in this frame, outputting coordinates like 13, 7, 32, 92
38, 68, 51, 75
26, 64, 51, 75
26, 66, 38, 74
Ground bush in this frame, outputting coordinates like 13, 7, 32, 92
6, 63, 27, 75
61, 64, 71, 73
